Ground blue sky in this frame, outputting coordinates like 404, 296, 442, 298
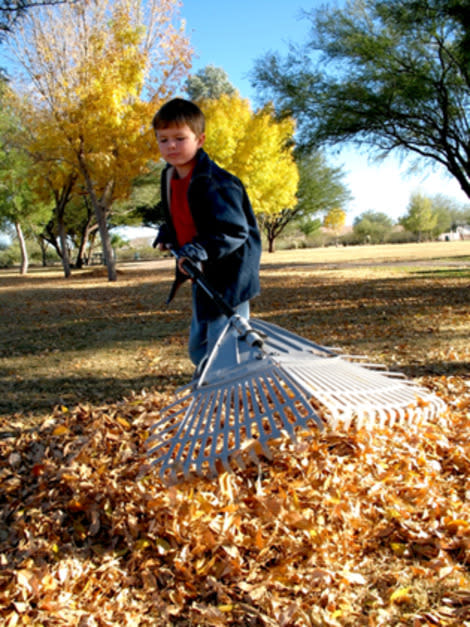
179, 0, 469, 223
180, 0, 311, 101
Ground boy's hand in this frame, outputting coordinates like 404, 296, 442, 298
177, 256, 203, 278
178, 257, 190, 275
175, 243, 207, 276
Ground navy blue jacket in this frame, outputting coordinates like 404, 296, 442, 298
155, 149, 261, 320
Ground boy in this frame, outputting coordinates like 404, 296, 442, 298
152, 98, 262, 370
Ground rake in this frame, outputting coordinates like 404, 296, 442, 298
147, 257, 446, 484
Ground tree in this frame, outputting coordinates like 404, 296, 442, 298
428, 194, 457, 237
257, 151, 351, 251
252, 0, 470, 200
201, 94, 298, 252
450, 204, 470, 228
295, 152, 351, 223
400, 191, 438, 240
0, 148, 33, 274
117, 161, 164, 230
0, 86, 50, 273
185, 65, 236, 101
323, 207, 346, 245
353, 210, 393, 244
8, 0, 192, 280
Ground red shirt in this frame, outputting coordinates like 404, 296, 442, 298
170, 170, 197, 247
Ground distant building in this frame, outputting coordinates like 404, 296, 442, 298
438, 225, 470, 241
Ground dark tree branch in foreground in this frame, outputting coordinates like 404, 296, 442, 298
0, 0, 73, 36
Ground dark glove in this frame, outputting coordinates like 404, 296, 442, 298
176, 242, 208, 263
165, 243, 208, 305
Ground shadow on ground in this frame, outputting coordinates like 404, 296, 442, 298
1, 262, 469, 423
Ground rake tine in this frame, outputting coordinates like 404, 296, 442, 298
177, 389, 221, 479
231, 385, 243, 453
228, 389, 248, 471
191, 388, 224, 478
239, 380, 273, 466
238, 380, 266, 465
153, 392, 209, 481
259, 372, 302, 440
216, 386, 240, 470
250, 318, 335, 357
264, 371, 305, 436
147, 407, 189, 458
148, 394, 190, 434
275, 366, 325, 430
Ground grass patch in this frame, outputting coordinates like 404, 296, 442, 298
1, 242, 469, 425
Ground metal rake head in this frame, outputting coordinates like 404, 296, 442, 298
147, 317, 446, 483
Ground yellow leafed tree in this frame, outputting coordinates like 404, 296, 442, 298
9, 0, 192, 280
200, 94, 298, 251
323, 207, 346, 245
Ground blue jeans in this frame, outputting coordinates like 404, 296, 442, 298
188, 287, 250, 366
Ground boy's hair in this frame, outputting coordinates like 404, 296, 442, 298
152, 98, 205, 136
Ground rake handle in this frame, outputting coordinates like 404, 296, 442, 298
171, 250, 236, 319
171, 250, 264, 348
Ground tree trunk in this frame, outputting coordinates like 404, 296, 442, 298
94, 198, 116, 280
15, 221, 28, 275
42, 222, 63, 260
54, 175, 76, 278
267, 223, 276, 252
58, 216, 71, 278
38, 235, 48, 267
75, 203, 97, 269
78, 149, 117, 281
75, 228, 89, 269
86, 230, 97, 265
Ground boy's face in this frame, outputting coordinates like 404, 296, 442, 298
155, 123, 205, 177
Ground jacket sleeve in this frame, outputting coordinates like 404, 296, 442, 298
154, 170, 178, 249
152, 223, 172, 248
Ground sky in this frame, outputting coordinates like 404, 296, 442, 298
178, 0, 469, 224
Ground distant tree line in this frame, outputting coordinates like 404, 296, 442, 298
352, 194, 470, 245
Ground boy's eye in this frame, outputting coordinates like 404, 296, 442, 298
157, 136, 187, 143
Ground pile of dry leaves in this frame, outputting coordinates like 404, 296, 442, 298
1, 374, 469, 626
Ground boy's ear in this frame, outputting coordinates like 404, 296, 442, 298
197, 133, 206, 148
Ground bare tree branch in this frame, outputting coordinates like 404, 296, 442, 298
0, 0, 74, 36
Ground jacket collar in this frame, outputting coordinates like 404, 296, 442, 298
192, 148, 212, 178
163, 149, 212, 206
